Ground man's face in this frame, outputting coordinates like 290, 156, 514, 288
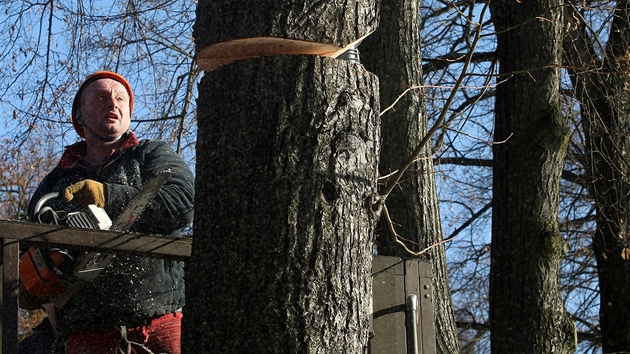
78, 78, 131, 141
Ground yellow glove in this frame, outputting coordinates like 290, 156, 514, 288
63, 180, 106, 208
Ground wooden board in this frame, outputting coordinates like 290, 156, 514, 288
0, 220, 191, 261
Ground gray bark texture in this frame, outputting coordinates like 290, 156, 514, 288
564, 3, 630, 351
361, 0, 460, 352
194, 1, 379, 49
183, 55, 380, 353
489, 0, 576, 352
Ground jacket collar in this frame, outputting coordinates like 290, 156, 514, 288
58, 132, 139, 169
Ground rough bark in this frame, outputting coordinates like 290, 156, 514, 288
564, 2, 630, 351
187, 2, 381, 352
183, 55, 380, 353
194, 1, 378, 50
361, 0, 460, 352
489, 0, 576, 352
194, 1, 379, 72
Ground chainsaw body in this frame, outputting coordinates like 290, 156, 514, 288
20, 193, 114, 304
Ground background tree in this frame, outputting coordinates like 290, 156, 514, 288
489, 0, 576, 352
420, 0, 615, 350
564, 1, 630, 351
361, 0, 459, 352
0, 137, 56, 221
420, 1, 497, 350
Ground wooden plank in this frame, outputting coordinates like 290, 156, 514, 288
418, 259, 436, 354
371, 257, 437, 354
2, 239, 19, 354
0, 220, 191, 261
370, 256, 406, 354
0, 220, 193, 353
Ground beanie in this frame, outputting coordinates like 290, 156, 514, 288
71, 71, 134, 138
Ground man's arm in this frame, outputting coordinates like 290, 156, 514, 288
105, 141, 194, 236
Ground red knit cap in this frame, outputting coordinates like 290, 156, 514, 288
71, 71, 134, 138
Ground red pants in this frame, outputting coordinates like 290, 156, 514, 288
67, 312, 182, 354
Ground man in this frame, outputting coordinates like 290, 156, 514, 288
18, 71, 194, 354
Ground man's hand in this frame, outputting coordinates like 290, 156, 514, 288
63, 180, 106, 208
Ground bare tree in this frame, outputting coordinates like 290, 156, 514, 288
564, 1, 630, 351
0, 137, 56, 221
489, 0, 576, 351
361, 0, 460, 352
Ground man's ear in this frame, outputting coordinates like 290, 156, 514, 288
76, 111, 84, 124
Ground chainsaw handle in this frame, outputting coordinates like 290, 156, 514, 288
34, 192, 60, 215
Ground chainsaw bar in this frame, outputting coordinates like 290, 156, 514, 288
112, 170, 172, 231
71, 170, 172, 284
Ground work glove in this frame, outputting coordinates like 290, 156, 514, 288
63, 179, 106, 208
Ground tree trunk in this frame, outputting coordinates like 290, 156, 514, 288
185, 56, 379, 353
489, 0, 576, 352
186, 3, 380, 352
194, 1, 378, 49
361, 1, 460, 352
194, 1, 379, 71
564, 2, 630, 351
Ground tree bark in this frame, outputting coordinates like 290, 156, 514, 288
361, 1, 460, 352
195, 1, 379, 71
194, 1, 378, 49
489, 0, 576, 352
564, 2, 630, 351
184, 55, 380, 353
187, 2, 380, 352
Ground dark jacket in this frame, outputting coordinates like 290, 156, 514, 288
27, 132, 194, 333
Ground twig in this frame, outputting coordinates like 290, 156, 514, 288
382, 204, 456, 256
379, 0, 491, 200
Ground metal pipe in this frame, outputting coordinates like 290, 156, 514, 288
406, 294, 419, 354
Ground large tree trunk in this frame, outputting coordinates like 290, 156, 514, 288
564, 2, 630, 351
361, 1, 459, 352
489, 0, 576, 352
185, 3, 380, 353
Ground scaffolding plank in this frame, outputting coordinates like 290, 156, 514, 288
0, 220, 191, 261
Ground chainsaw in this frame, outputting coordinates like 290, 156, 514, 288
19, 171, 172, 305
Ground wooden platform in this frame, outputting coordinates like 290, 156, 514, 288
0, 220, 436, 353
